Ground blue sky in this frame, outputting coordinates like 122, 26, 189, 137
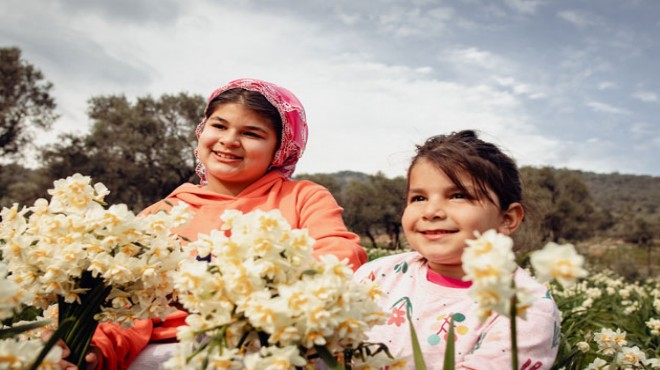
2, 0, 659, 177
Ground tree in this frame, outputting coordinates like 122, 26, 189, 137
0, 163, 49, 208
342, 179, 381, 247
40, 93, 204, 211
341, 173, 406, 249
369, 173, 406, 249
0, 47, 58, 158
546, 170, 595, 241
624, 217, 657, 276
515, 166, 556, 253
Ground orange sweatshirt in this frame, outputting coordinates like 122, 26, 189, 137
91, 172, 367, 369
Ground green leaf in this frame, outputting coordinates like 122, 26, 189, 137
406, 308, 427, 370
0, 319, 51, 340
314, 345, 345, 370
28, 316, 76, 370
443, 317, 456, 370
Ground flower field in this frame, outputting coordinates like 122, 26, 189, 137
549, 270, 659, 369
366, 244, 660, 369
0, 174, 658, 369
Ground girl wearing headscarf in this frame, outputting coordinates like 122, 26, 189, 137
86, 79, 367, 370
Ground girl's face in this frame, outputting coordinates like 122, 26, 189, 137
197, 103, 278, 196
402, 158, 519, 278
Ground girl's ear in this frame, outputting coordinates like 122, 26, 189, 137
497, 202, 524, 236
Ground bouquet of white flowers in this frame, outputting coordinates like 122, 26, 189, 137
1, 260, 64, 369
164, 209, 401, 369
0, 174, 191, 368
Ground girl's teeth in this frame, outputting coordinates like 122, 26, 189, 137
217, 152, 239, 159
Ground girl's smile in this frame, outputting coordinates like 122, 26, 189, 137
212, 150, 242, 161
419, 229, 458, 240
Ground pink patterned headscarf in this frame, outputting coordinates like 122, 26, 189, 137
195, 78, 309, 183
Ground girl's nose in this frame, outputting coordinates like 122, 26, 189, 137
219, 131, 240, 147
422, 202, 446, 220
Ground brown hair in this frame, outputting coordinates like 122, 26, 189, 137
408, 130, 523, 211
204, 88, 283, 146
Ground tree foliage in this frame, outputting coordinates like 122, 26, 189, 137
515, 167, 598, 253
40, 93, 204, 211
0, 47, 57, 158
0, 163, 47, 207
297, 171, 406, 248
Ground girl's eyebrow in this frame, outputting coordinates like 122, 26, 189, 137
243, 124, 270, 133
407, 187, 425, 193
207, 116, 226, 123
207, 116, 270, 133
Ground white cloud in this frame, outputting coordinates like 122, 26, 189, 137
633, 91, 658, 102
630, 123, 660, 149
557, 10, 599, 28
447, 47, 505, 71
597, 81, 617, 90
377, 6, 454, 38
493, 76, 546, 99
504, 0, 545, 14
586, 101, 630, 115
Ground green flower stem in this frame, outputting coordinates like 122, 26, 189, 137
58, 274, 112, 369
0, 319, 51, 340
314, 345, 345, 370
29, 317, 76, 370
406, 306, 428, 370
510, 294, 519, 370
443, 317, 455, 370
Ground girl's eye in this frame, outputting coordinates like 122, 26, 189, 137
243, 131, 261, 138
409, 195, 426, 203
451, 192, 468, 200
211, 123, 226, 130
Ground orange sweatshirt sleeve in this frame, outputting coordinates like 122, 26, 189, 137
297, 184, 367, 271
91, 319, 153, 370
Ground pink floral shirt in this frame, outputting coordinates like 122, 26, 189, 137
353, 252, 561, 370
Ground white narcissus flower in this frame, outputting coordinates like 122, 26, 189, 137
647, 318, 660, 336
0, 261, 28, 320
594, 328, 627, 355
586, 287, 602, 299
462, 230, 518, 322
529, 242, 588, 288
576, 341, 590, 353
0, 339, 63, 370
644, 357, 660, 368
0, 203, 29, 239
462, 229, 517, 286
584, 357, 608, 370
514, 288, 537, 319
581, 297, 594, 309
624, 301, 641, 315
616, 346, 646, 368
468, 280, 516, 321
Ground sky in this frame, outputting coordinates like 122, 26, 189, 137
2, 0, 659, 178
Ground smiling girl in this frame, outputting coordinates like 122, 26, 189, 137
77, 79, 367, 370
353, 130, 560, 369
